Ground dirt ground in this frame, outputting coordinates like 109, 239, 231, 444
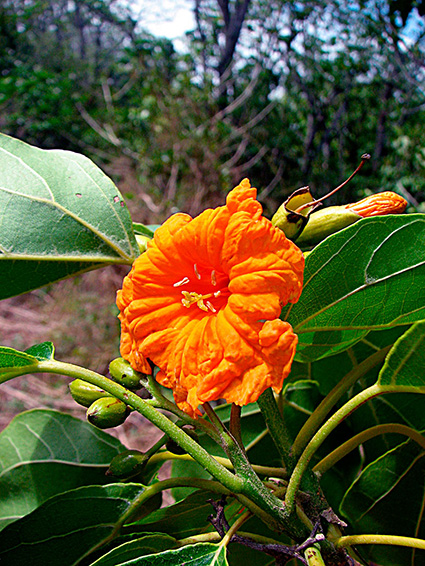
0, 265, 165, 453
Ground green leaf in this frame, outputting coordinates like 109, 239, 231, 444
340, 439, 425, 566
286, 215, 425, 362
378, 320, 425, 389
0, 483, 154, 566
0, 409, 125, 530
0, 133, 139, 299
132, 223, 156, 238
25, 341, 55, 360
109, 543, 229, 565
130, 490, 217, 538
0, 345, 39, 371
89, 533, 177, 565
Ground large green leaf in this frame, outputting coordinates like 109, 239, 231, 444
104, 543, 229, 565
286, 215, 425, 362
129, 490, 217, 538
0, 409, 125, 530
89, 533, 178, 565
0, 133, 138, 299
340, 439, 425, 566
0, 483, 158, 566
378, 320, 425, 389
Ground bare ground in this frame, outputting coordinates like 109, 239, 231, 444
0, 265, 164, 453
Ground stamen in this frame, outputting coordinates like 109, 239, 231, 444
205, 301, 217, 313
194, 264, 201, 280
211, 270, 217, 286
213, 291, 221, 298
173, 276, 190, 287
181, 290, 220, 313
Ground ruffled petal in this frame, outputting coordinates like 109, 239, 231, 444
116, 178, 304, 415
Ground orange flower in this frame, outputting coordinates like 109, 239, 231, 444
116, 179, 304, 416
345, 191, 407, 217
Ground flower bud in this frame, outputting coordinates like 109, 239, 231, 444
272, 187, 320, 241
296, 191, 408, 247
87, 397, 131, 429
109, 357, 144, 390
106, 449, 149, 479
135, 235, 151, 254
294, 206, 361, 247
69, 379, 110, 408
345, 191, 407, 217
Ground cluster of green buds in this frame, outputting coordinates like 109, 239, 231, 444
272, 154, 408, 247
68, 358, 145, 430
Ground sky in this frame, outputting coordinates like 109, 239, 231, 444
133, 0, 195, 41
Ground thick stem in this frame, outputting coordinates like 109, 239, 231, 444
257, 387, 294, 470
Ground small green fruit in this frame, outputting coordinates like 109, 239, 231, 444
109, 357, 143, 390
107, 450, 150, 479
69, 379, 110, 408
87, 397, 130, 429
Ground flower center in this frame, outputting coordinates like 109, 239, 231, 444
173, 264, 226, 313
181, 290, 222, 313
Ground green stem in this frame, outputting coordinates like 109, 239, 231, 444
146, 373, 220, 441
145, 434, 169, 458
148, 450, 288, 478
1, 362, 305, 538
285, 383, 382, 514
291, 347, 390, 457
314, 423, 425, 475
257, 387, 294, 470
31, 360, 246, 494
202, 402, 306, 537
336, 534, 425, 551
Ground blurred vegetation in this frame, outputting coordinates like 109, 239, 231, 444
1, 0, 425, 222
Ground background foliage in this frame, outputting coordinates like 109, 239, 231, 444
1, 0, 424, 222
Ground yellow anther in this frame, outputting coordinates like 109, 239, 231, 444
181, 291, 218, 313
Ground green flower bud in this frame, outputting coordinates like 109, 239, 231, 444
294, 206, 361, 247
109, 357, 143, 390
69, 379, 110, 408
87, 397, 131, 429
106, 449, 149, 479
135, 234, 151, 254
